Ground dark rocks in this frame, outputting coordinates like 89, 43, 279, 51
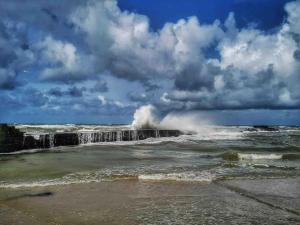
0, 125, 183, 153
54, 133, 79, 146
23, 134, 51, 149
245, 125, 279, 132
253, 125, 279, 131
159, 130, 181, 137
0, 124, 24, 153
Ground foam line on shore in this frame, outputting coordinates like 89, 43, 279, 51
0, 170, 217, 189
138, 172, 215, 182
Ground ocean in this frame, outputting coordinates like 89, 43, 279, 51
0, 125, 300, 224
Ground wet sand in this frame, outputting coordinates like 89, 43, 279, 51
0, 178, 300, 225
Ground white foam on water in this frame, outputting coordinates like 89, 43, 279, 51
79, 128, 244, 147
0, 149, 47, 155
16, 124, 130, 133
0, 170, 138, 189
238, 153, 283, 160
0, 179, 96, 189
138, 171, 215, 182
16, 124, 76, 130
0, 168, 218, 189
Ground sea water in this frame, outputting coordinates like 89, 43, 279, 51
0, 125, 299, 188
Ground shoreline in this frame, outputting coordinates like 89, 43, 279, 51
1, 177, 299, 225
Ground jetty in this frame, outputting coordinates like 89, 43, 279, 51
0, 124, 182, 153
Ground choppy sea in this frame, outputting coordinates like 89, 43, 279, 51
0, 125, 299, 188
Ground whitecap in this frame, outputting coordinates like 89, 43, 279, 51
238, 153, 282, 160
138, 171, 215, 182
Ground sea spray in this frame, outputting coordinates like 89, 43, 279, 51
132, 105, 159, 129
131, 105, 212, 133
159, 112, 212, 133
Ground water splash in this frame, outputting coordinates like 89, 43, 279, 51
132, 105, 212, 133
132, 105, 159, 129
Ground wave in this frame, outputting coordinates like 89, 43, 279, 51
1, 161, 298, 189
222, 151, 300, 161
82, 131, 244, 145
16, 124, 131, 133
0, 149, 48, 155
0, 169, 217, 189
238, 153, 282, 160
0, 172, 138, 189
249, 163, 297, 170
138, 171, 215, 182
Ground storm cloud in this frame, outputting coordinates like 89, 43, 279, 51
0, 0, 300, 124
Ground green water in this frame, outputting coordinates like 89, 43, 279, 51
0, 126, 300, 187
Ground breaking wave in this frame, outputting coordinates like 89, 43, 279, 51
222, 151, 300, 161
138, 171, 215, 182
238, 153, 283, 160
0, 171, 138, 189
1, 159, 298, 189
0, 169, 219, 189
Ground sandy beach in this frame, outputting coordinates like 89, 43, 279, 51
1, 178, 300, 225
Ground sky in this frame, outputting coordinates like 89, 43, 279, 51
0, 0, 300, 125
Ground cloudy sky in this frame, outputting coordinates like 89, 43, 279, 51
0, 0, 300, 125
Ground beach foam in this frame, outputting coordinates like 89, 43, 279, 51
0, 168, 219, 189
0, 171, 138, 189
238, 153, 282, 160
138, 172, 215, 182
221, 151, 300, 161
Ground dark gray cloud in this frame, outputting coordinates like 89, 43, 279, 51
127, 92, 149, 102
294, 49, 300, 60
90, 80, 108, 93
0, 70, 18, 90
0, 85, 134, 121
0, 20, 34, 89
0, 93, 24, 110
22, 88, 49, 107
174, 63, 218, 91
54, 95, 135, 116
0, 0, 85, 39
48, 86, 86, 97
161, 64, 300, 110
0, 88, 49, 115
67, 86, 86, 97
48, 87, 63, 97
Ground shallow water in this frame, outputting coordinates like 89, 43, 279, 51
0, 125, 299, 188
